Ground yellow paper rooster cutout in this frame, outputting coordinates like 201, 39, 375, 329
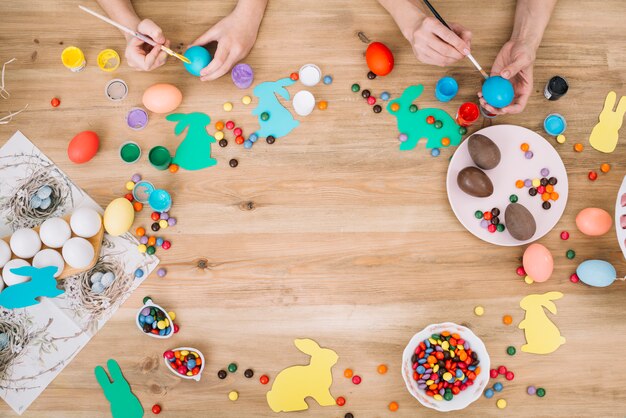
589, 91, 626, 153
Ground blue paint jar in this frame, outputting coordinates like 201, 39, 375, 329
435, 77, 458, 102
544, 113, 567, 136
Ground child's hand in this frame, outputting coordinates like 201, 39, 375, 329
405, 16, 472, 67
478, 40, 535, 115
189, 5, 264, 81
125, 19, 170, 71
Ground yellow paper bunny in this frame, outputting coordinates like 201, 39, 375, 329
589, 91, 626, 153
266, 339, 338, 412
519, 291, 566, 354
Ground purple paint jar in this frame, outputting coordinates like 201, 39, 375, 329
127, 107, 149, 130
231, 63, 254, 89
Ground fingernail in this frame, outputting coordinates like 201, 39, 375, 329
502, 70, 510, 79
463, 48, 470, 55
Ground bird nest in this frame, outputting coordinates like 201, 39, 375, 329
0, 310, 32, 383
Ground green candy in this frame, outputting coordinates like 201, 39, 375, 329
459, 126, 467, 135
474, 210, 483, 219
351, 83, 360, 92
434, 120, 443, 129
228, 363, 238, 373
143, 296, 152, 304
566, 249, 575, 259
506, 346, 516, 355
536, 388, 546, 397
409, 104, 418, 113
509, 194, 519, 203
146, 246, 156, 255
443, 392, 453, 401
260, 112, 270, 121
497, 224, 505, 232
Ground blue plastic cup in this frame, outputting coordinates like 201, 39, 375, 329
435, 77, 459, 102
543, 113, 567, 136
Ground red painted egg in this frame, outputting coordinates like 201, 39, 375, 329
68, 131, 99, 164
366, 42, 394, 76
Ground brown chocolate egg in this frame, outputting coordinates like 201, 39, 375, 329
457, 167, 494, 197
505, 203, 537, 241
468, 134, 501, 170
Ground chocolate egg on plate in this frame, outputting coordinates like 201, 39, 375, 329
505, 203, 536, 241
468, 134, 501, 170
457, 167, 493, 197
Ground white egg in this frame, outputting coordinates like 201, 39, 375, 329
0, 273, 5, 292
10, 228, 42, 259
70, 207, 102, 238
0, 240, 11, 268
62, 237, 95, 269
32, 249, 65, 278
39, 217, 72, 248
2, 259, 31, 286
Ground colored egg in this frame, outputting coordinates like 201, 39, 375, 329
468, 134, 501, 170
103, 198, 135, 236
68, 131, 99, 164
183, 46, 211, 77
576, 260, 616, 287
457, 166, 493, 197
482, 76, 514, 108
365, 42, 394, 76
575, 207, 612, 236
522, 243, 553, 282
505, 203, 536, 241
142, 83, 183, 114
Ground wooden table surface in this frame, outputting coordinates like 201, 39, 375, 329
1, 0, 626, 416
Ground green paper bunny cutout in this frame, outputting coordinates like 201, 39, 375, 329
167, 112, 217, 170
95, 359, 144, 418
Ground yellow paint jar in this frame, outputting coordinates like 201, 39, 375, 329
97, 49, 120, 72
61, 46, 86, 72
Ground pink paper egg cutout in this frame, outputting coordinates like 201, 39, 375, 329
522, 243, 553, 283
575, 208, 612, 236
142, 83, 183, 114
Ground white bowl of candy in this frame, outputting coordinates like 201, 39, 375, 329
402, 322, 490, 412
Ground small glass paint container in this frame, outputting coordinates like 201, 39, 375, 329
148, 146, 172, 170
126, 108, 149, 130
148, 189, 172, 213
119, 141, 141, 164
61, 46, 86, 72
298, 64, 322, 87
456, 102, 480, 127
105, 79, 128, 101
544, 113, 567, 136
97, 49, 120, 72
479, 105, 497, 119
132, 181, 155, 203
544, 76, 569, 101
435, 77, 458, 102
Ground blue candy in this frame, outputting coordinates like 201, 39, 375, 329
493, 382, 503, 392
417, 365, 425, 374
145, 316, 154, 324
431, 148, 440, 157
323, 75, 333, 85
380, 91, 390, 101
484, 388, 494, 399
249, 134, 258, 143
187, 359, 196, 369
134, 268, 144, 278
244, 140, 253, 149
156, 237, 164, 246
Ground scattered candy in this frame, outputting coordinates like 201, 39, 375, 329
152, 404, 161, 414
431, 148, 440, 157
410, 104, 418, 113
506, 346, 516, 356
223, 102, 233, 112
505, 371, 515, 380
474, 305, 484, 316
484, 388, 494, 398
569, 273, 580, 283
588, 171, 598, 181
493, 382, 503, 392
377, 364, 388, 374
502, 315, 512, 325
260, 375, 270, 384
228, 391, 238, 401
323, 75, 333, 84
215, 131, 225, 140
496, 399, 507, 409
168, 164, 179, 173
556, 134, 566, 144
336, 396, 346, 406
574, 143, 583, 152
527, 386, 536, 395
367, 71, 377, 80
537, 387, 546, 397
344, 368, 353, 378
242, 95, 252, 105
600, 163, 610, 173
381, 91, 390, 101
566, 249, 575, 259
390, 103, 399, 112
244, 368, 254, 378
229, 159, 238, 168
134, 268, 144, 278
290, 72, 299, 81
367, 96, 376, 105
361, 89, 370, 98
266, 135, 276, 144
351, 375, 361, 385
51, 97, 60, 107
215, 121, 225, 130
388, 401, 399, 412
351, 83, 360, 92
218, 370, 227, 379
398, 133, 408, 143
524, 276, 534, 284
225, 121, 235, 130
516, 266, 526, 276
373, 104, 382, 113
560, 231, 569, 240
228, 363, 237, 373
157, 268, 167, 277
318, 100, 328, 110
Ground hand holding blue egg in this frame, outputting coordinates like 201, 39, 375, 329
481, 76, 514, 108
183, 46, 212, 77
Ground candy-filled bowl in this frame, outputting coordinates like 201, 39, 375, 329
136, 298, 175, 339
402, 322, 490, 412
163, 347, 205, 381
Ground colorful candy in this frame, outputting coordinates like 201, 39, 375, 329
260, 375, 270, 384
152, 404, 161, 414
502, 315, 513, 325
164, 348, 203, 378
352, 375, 361, 385
474, 305, 484, 316
228, 391, 238, 401
474, 207, 505, 233
138, 302, 176, 337
336, 396, 346, 406
388, 401, 399, 412
377, 364, 388, 374
506, 346, 516, 356
344, 368, 353, 378
51, 97, 61, 107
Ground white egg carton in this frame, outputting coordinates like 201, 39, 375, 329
614, 175, 626, 260
1, 213, 104, 281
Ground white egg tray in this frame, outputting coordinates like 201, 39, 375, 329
614, 175, 626, 260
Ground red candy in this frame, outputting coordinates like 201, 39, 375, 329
163, 350, 175, 360
497, 365, 507, 375
174, 324, 180, 333
483, 211, 492, 221
225, 121, 235, 130
505, 371, 515, 380
152, 404, 161, 414
490, 369, 498, 378
234, 127, 242, 136
151, 212, 160, 221
260, 375, 270, 385
124, 193, 134, 202
560, 231, 570, 240
162, 240, 171, 250
235, 135, 244, 145
537, 186, 545, 194
426, 116, 435, 124
570, 273, 580, 283
51, 97, 60, 107
516, 266, 526, 276
367, 96, 376, 105
352, 375, 362, 385
290, 72, 299, 81
336, 396, 346, 406
588, 171, 598, 181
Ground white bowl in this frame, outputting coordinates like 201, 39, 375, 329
163, 346, 205, 382
136, 299, 174, 339
402, 322, 490, 412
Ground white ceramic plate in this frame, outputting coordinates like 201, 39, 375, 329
614, 175, 626, 260
402, 322, 490, 412
447, 125, 568, 246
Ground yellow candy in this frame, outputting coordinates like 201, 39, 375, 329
428, 338, 437, 345
157, 320, 165, 330
164, 318, 169, 327
215, 131, 224, 140
228, 391, 239, 401
442, 372, 452, 381
137, 244, 147, 253
474, 305, 484, 316
524, 275, 534, 284
168, 311, 176, 320
159, 219, 168, 229
223, 102, 233, 111
433, 394, 443, 401
187, 371, 193, 376
125, 181, 135, 191
556, 134, 566, 144
441, 341, 449, 350
426, 379, 434, 385
432, 365, 439, 373
532, 178, 540, 187
497, 399, 507, 409
180, 350, 189, 357
242, 95, 251, 105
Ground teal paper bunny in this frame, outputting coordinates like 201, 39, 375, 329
167, 112, 216, 170
95, 359, 144, 418
0, 266, 62, 309
253, 78, 300, 138
387, 85, 462, 150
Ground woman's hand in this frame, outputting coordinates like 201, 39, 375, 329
125, 19, 169, 71
404, 16, 472, 67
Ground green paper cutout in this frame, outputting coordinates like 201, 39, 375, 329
387, 85, 462, 150
95, 359, 144, 418
253, 78, 300, 138
167, 112, 217, 170
0, 266, 63, 309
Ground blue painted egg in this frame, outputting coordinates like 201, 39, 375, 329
183, 46, 212, 77
576, 260, 616, 287
482, 76, 514, 108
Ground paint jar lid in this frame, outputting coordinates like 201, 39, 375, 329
148, 189, 172, 213
105, 79, 128, 101
61, 46, 85, 69
132, 181, 155, 203
298, 64, 322, 87
119, 141, 141, 164
97, 49, 120, 72
292, 90, 315, 116
544, 113, 566, 136
126, 108, 149, 130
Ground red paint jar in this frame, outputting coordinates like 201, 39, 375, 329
456, 102, 480, 126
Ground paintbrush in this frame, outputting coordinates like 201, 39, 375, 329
78, 5, 191, 65
420, 0, 488, 79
